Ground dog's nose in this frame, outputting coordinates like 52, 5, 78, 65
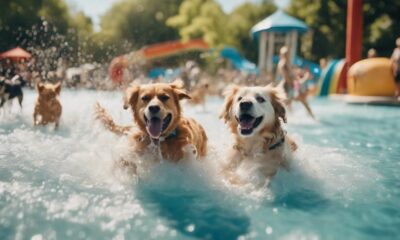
148, 105, 160, 114
239, 101, 253, 111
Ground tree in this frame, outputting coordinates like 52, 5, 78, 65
167, 0, 232, 48
287, 0, 347, 61
100, 0, 180, 48
287, 0, 400, 61
228, 1, 276, 62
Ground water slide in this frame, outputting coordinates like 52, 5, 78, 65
220, 47, 258, 74
109, 39, 209, 83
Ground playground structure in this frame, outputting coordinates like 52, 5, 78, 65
108, 10, 322, 85
108, 39, 209, 83
220, 47, 258, 74
109, 38, 264, 83
318, 0, 397, 101
348, 58, 396, 96
251, 10, 308, 75
108, 0, 397, 101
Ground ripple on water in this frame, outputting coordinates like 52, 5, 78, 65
0, 90, 399, 239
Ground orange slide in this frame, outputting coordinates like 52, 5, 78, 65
109, 39, 209, 83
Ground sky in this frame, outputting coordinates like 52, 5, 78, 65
66, 0, 290, 31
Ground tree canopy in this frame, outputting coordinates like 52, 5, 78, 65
1, 0, 399, 67
287, 0, 400, 61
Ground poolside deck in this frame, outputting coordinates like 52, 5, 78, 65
329, 94, 400, 106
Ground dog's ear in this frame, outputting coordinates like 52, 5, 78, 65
123, 85, 140, 110
268, 86, 287, 123
170, 80, 191, 100
173, 88, 191, 100
54, 82, 62, 95
36, 82, 44, 93
219, 85, 238, 122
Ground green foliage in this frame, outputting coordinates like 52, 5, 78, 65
167, 0, 276, 62
228, 1, 276, 62
287, 0, 347, 61
167, 0, 231, 48
287, 0, 400, 61
0, 0, 96, 67
100, 0, 180, 48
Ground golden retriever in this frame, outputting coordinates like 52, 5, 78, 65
95, 81, 208, 162
33, 82, 62, 129
220, 84, 297, 184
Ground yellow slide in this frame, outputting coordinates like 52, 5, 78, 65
348, 58, 396, 96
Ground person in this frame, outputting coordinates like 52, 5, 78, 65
367, 48, 377, 58
390, 38, 400, 98
276, 46, 315, 119
319, 58, 328, 70
277, 46, 296, 97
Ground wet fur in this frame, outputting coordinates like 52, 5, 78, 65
33, 82, 62, 128
95, 82, 208, 162
220, 85, 297, 184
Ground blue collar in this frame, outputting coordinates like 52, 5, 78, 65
268, 137, 285, 150
164, 128, 178, 140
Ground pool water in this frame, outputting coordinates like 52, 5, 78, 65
0, 90, 399, 240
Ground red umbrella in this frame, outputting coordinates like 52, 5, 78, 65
0, 47, 31, 61
108, 55, 128, 84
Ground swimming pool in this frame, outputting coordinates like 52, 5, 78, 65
1, 90, 399, 239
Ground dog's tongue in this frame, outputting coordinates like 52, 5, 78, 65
147, 118, 162, 139
239, 118, 255, 130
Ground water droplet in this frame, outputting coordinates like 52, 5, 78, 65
31, 234, 43, 240
185, 224, 195, 232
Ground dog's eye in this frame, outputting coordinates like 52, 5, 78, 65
141, 95, 151, 101
237, 96, 242, 101
158, 95, 169, 102
256, 96, 265, 103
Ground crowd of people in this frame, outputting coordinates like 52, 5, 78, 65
2, 37, 400, 117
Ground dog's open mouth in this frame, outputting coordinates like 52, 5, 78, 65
144, 113, 172, 139
237, 114, 263, 135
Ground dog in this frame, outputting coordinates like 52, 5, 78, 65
95, 81, 208, 162
33, 82, 62, 128
220, 84, 297, 185
0, 74, 26, 110
187, 82, 209, 110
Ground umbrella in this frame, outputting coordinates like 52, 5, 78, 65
0, 47, 31, 61
108, 55, 128, 84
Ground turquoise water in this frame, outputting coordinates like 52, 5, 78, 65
0, 90, 399, 239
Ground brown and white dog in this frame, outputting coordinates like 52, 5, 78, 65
95, 81, 208, 162
220, 85, 297, 184
33, 82, 62, 129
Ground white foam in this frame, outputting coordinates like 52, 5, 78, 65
0, 90, 379, 205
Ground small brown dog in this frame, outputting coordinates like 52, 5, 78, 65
33, 82, 62, 129
95, 81, 208, 162
220, 85, 297, 184
187, 82, 209, 109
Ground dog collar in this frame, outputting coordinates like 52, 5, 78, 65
159, 128, 178, 141
268, 137, 285, 150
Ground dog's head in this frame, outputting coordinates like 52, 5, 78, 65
220, 85, 286, 137
36, 82, 61, 100
123, 81, 190, 140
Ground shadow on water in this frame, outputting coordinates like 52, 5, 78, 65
268, 165, 330, 211
135, 169, 250, 240
273, 188, 329, 211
